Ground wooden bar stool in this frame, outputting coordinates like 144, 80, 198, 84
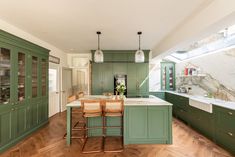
103, 99, 124, 152
63, 95, 85, 140
80, 99, 104, 153
72, 92, 85, 129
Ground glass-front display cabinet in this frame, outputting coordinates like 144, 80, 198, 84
161, 61, 175, 91
0, 30, 49, 153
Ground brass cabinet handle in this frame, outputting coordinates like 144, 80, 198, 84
228, 112, 233, 115
227, 132, 233, 137
11, 108, 15, 111
56, 92, 59, 94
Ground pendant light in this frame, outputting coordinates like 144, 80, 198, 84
135, 31, 145, 63
94, 31, 104, 63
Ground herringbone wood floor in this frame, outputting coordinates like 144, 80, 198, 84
0, 109, 234, 157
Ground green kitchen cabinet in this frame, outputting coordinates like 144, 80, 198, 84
127, 63, 149, 97
113, 63, 127, 75
189, 106, 214, 140
0, 30, 49, 153
91, 63, 113, 95
161, 62, 175, 91
214, 106, 235, 154
165, 92, 235, 155
91, 62, 149, 96
124, 106, 172, 144
149, 92, 165, 100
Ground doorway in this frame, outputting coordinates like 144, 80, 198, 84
61, 68, 72, 112
49, 66, 60, 117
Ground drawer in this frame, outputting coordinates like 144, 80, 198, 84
215, 106, 235, 130
216, 128, 235, 154
174, 96, 189, 111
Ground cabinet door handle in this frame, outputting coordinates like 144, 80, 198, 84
227, 132, 233, 137
11, 108, 15, 111
228, 112, 233, 115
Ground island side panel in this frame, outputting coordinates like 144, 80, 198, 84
124, 105, 172, 145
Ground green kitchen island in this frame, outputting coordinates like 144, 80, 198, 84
66, 96, 173, 145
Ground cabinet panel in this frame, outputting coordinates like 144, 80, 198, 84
15, 105, 28, 136
148, 107, 167, 139
91, 63, 102, 94
112, 53, 127, 61
102, 63, 113, 92
0, 110, 14, 146
112, 63, 127, 75
127, 107, 148, 139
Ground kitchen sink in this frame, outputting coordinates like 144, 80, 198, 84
189, 97, 213, 113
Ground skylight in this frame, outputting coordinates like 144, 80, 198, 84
165, 24, 235, 62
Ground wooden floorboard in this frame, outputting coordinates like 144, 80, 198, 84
0, 110, 234, 157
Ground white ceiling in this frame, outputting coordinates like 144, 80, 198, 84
0, 0, 210, 53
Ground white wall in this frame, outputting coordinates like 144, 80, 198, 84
0, 19, 68, 67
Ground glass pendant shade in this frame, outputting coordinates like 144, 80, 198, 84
94, 31, 104, 63
135, 49, 145, 63
135, 31, 145, 63
94, 49, 104, 63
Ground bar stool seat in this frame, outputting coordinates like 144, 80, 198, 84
84, 112, 102, 117
104, 112, 122, 117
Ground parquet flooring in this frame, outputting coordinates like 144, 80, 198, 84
0, 109, 234, 157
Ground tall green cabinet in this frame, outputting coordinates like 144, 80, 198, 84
0, 30, 49, 153
91, 50, 149, 97
161, 61, 175, 91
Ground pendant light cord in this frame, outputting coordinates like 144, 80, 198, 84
98, 33, 100, 50
139, 34, 141, 50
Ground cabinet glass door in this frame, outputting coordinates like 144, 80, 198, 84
0, 48, 11, 104
18, 52, 26, 101
41, 59, 47, 96
32, 56, 38, 98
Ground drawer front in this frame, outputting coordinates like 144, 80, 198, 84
174, 95, 189, 110
216, 128, 235, 154
215, 106, 235, 130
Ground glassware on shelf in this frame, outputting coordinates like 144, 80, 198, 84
32, 56, 38, 98
41, 59, 47, 96
18, 52, 26, 101
0, 48, 11, 104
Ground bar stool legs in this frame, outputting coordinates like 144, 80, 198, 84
81, 116, 104, 153
80, 99, 104, 154
103, 116, 124, 152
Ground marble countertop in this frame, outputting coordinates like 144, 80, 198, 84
165, 91, 235, 110
124, 97, 172, 106
67, 95, 172, 107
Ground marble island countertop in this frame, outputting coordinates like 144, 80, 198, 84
124, 97, 172, 106
67, 95, 172, 107
165, 91, 235, 110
